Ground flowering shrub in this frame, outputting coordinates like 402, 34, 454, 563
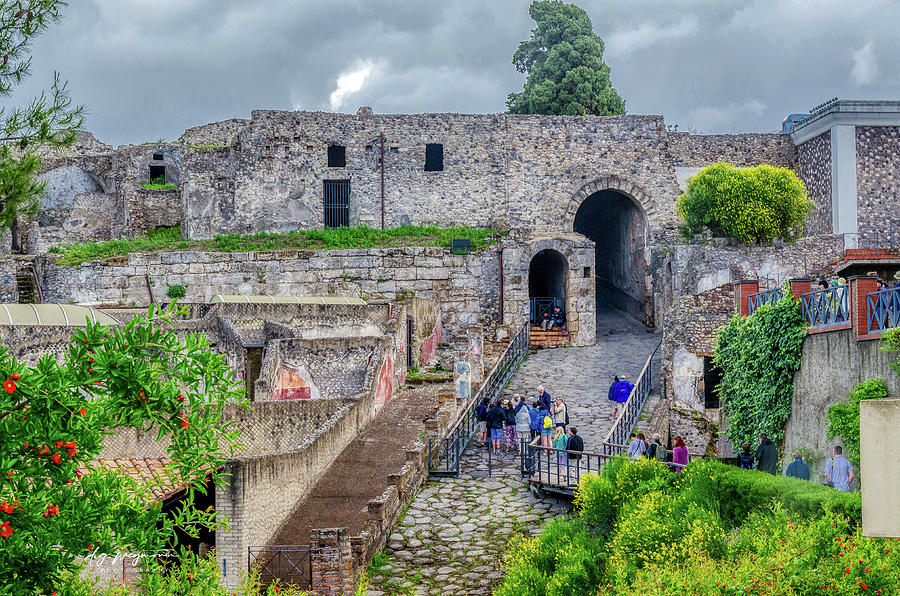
0, 303, 247, 594
676, 162, 813, 243
496, 457, 884, 595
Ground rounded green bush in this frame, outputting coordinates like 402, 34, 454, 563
677, 162, 813, 243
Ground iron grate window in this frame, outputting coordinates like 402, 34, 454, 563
323, 180, 350, 228
425, 143, 444, 171
327, 145, 346, 168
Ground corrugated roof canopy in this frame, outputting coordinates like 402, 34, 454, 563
0, 304, 120, 326
209, 295, 366, 305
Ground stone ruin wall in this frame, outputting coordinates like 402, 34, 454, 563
855, 126, 900, 245
797, 132, 833, 237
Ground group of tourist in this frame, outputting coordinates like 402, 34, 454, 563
475, 386, 583, 458
736, 434, 854, 491
626, 431, 690, 470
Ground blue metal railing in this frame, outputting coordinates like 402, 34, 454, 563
867, 287, 900, 334
748, 288, 783, 315
428, 322, 530, 477
530, 296, 563, 325
801, 285, 850, 328
601, 340, 661, 454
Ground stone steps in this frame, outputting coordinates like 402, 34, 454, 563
15, 267, 38, 304
529, 327, 569, 347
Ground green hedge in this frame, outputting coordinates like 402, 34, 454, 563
677, 460, 861, 528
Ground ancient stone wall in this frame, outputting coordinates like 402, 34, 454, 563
856, 126, 900, 245
39, 245, 500, 344
797, 132, 833, 236
668, 132, 799, 168
657, 234, 845, 412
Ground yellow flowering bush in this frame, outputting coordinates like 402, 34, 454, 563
677, 162, 813, 243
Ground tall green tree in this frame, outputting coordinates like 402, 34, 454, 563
506, 0, 625, 116
0, 1, 83, 250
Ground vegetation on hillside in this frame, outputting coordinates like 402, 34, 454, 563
49, 225, 506, 267
506, 1, 625, 116
496, 458, 889, 595
141, 176, 177, 190
677, 163, 813, 243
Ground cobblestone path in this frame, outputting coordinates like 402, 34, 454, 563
367, 307, 659, 595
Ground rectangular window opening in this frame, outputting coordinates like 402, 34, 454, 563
327, 145, 346, 168
148, 165, 166, 182
583, 267, 591, 278
702, 355, 722, 409
152, 152, 164, 161
425, 143, 444, 171
245, 347, 263, 401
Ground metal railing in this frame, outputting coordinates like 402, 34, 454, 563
602, 340, 661, 454
867, 287, 900, 333
801, 285, 850, 328
428, 322, 530, 477
748, 288, 783, 315
521, 440, 686, 494
529, 296, 563, 325
248, 545, 311, 587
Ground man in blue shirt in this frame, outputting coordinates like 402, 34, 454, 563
785, 452, 810, 480
824, 445, 854, 491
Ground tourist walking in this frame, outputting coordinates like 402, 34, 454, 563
552, 426, 568, 471
645, 433, 667, 462
485, 400, 505, 454
610, 376, 632, 421
539, 404, 553, 448
528, 401, 542, 440
552, 397, 568, 430
537, 385, 552, 411
514, 395, 531, 448
672, 435, 689, 472
824, 445, 854, 491
736, 442, 754, 469
627, 432, 646, 459
475, 397, 490, 447
755, 434, 777, 475
785, 451, 811, 480
503, 400, 517, 453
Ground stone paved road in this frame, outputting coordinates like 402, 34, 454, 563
367, 307, 659, 595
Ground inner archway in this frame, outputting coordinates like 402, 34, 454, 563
528, 249, 568, 324
573, 189, 648, 323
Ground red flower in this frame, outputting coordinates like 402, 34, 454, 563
846, 568, 852, 573
54, 441, 63, 448
5, 471, 13, 477
88, 368, 92, 373
88, 357, 93, 363
861, 584, 868, 589
0, 521, 12, 537
177, 394, 185, 402
3, 379, 15, 393
77, 408, 86, 417
1, 502, 14, 514
51, 453, 61, 464
10, 373, 19, 380
181, 419, 189, 428
43, 504, 59, 517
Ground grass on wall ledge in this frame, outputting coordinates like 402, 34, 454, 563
48, 225, 506, 267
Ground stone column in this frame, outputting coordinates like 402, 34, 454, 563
850, 275, 879, 340
466, 326, 484, 385
310, 528, 356, 595
733, 280, 759, 316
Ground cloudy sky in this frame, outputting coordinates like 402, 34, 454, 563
8, 0, 900, 146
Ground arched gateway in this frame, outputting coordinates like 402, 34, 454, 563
528, 249, 568, 325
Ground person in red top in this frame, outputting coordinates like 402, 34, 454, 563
672, 435, 689, 473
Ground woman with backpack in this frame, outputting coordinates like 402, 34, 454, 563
476, 397, 490, 448
645, 433, 667, 462
539, 404, 554, 448
552, 426, 568, 473
514, 395, 531, 450
485, 400, 506, 454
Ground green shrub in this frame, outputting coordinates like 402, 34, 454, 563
141, 176, 178, 190
827, 378, 888, 468
713, 291, 807, 451
575, 457, 671, 534
676, 162, 813, 243
881, 327, 900, 375
166, 284, 186, 299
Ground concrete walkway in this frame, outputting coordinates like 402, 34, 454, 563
367, 307, 659, 595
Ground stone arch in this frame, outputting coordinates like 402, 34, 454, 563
528, 248, 568, 302
563, 175, 654, 231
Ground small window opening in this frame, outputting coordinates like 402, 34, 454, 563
583, 267, 591, 278
148, 165, 166, 182
327, 145, 346, 167
425, 143, 444, 171
702, 356, 722, 409
152, 152, 164, 161
389, 146, 399, 154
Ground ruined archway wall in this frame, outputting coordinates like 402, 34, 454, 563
502, 236, 595, 347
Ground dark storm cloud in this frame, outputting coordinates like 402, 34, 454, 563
6, 0, 900, 145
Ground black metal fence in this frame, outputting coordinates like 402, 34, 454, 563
427, 322, 530, 477
602, 340, 661, 454
323, 179, 350, 228
247, 545, 311, 588
529, 297, 563, 325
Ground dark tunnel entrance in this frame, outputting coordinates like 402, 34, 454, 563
574, 189, 649, 323
528, 249, 568, 325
